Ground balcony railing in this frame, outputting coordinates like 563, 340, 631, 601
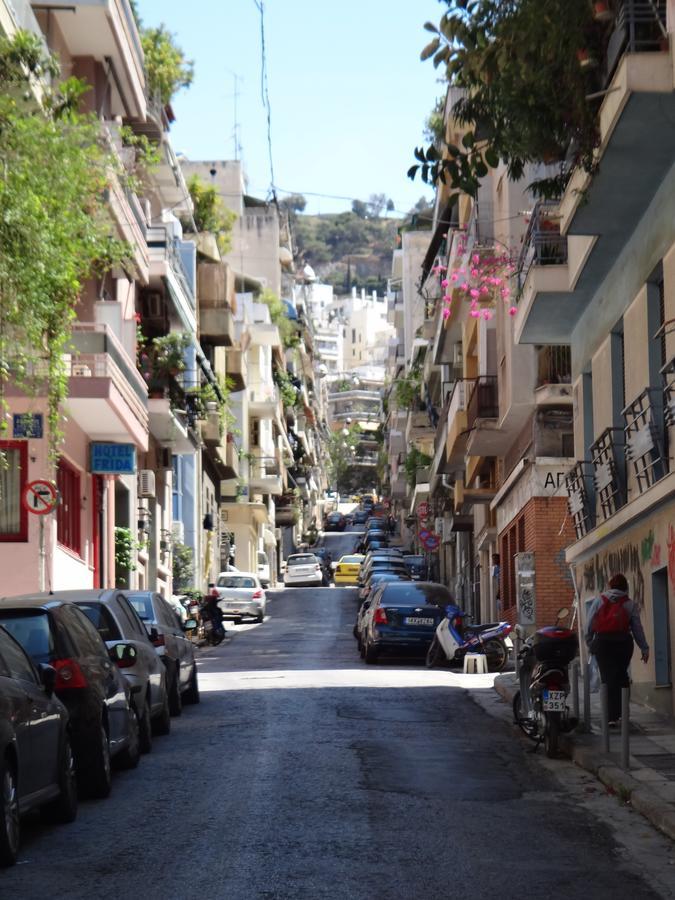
517, 201, 568, 289
606, 0, 667, 78
69, 323, 147, 410
565, 461, 595, 540
590, 427, 626, 521
537, 345, 572, 387
467, 376, 498, 430
623, 387, 666, 494
147, 226, 195, 310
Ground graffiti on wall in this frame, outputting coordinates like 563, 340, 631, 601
580, 542, 645, 609
668, 525, 675, 596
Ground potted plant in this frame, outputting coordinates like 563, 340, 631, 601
151, 332, 191, 378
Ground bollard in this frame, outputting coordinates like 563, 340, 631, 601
600, 683, 610, 753
514, 633, 521, 678
621, 687, 630, 770
570, 658, 580, 722
583, 659, 591, 733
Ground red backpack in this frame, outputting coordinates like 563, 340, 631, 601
593, 594, 630, 634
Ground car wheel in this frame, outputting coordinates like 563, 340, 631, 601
183, 664, 200, 705
254, 613, 264, 624
425, 636, 444, 669
137, 696, 153, 754
168, 667, 183, 717
364, 642, 379, 665
116, 705, 141, 770
152, 682, 171, 736
0, 758, 19, 867
42, 736, 77, 824
234, 617, 243, 625
83, 722, 112, 799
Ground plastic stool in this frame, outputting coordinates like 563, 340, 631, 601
463, 652, 488, 674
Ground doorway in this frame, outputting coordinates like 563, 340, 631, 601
652, 568, 671, 687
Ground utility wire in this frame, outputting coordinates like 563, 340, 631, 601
253, 0, 278, 210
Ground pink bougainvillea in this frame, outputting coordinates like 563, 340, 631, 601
436, 239, 517, 323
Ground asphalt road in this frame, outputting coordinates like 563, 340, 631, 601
4, 529, 671, 899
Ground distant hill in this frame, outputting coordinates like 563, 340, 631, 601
291, 211, 400, 294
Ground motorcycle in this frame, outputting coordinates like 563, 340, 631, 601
512, 607, 578, 758
200, 598, 226, 646
425, 604, 513, 672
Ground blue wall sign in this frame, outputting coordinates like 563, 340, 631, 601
13, 414, 43, 439
90, 443, 136, 475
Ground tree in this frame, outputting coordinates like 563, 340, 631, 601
184, 174, 236, 254
259, 289, 299, 349
351, 199, 368, 219
141, 24, 193, 106
0, 32, 129, 462
280, 193, 307, 213
410, 0, 606, 199
366, 193, 387, 218
325, 423, 362, 490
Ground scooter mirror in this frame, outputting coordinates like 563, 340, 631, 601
556, 607, 570, 622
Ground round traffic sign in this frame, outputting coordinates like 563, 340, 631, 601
423, 535, 441, 552
418, 501, 429, 518
418, 528, 430, 541
21, 479, 59, 515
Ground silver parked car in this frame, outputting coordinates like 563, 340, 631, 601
124, 592, 199, 716
61, 590, 172, 753
215, 572, 266, 623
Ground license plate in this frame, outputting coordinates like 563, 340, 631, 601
404, 616, 434, 626
543, 690, 566, 711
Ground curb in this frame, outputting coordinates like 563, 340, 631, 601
492, 674, 675, 844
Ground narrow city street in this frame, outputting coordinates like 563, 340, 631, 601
2, 528, 673, 899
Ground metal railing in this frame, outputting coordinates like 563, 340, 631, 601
590, 427, 626, 520
147, 226, 195, 309
467, 376, 499, 428
537, 345, 572, 387
517, 201, 568, 288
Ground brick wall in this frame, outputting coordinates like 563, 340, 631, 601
499, 496, 575, 628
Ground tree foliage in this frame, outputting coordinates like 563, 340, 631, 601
0, 32, 129, 462
410, 0, 608, 199
259, 289, 299, 349
325, 423, 362, 488
184, 174, 236, 254
141, 24, 194, 106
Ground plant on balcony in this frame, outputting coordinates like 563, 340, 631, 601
172, 541, 194, 591
149, 332, 191, 379
118, 127, 161, 192
183, 175, 236, 255
394, 368, 422, 409
0, 33, 130, 464
140, 24, 193, 108
403, 448, 433, 488
435, 241, 518, 323
260, 289, 301, 349
409, 0, 609, 200
274, 366, 300, 410
114, 526, 137, 588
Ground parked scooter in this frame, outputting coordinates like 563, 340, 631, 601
200, 594, 226, 646
425, 604, 513, 672
512, 608, 578, 758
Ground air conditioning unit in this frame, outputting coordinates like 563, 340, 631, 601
138, 469, 156, 498
142, 291, 163, 320
172, 521, 185, 544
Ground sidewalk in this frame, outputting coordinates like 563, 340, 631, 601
494, 673, 675, 842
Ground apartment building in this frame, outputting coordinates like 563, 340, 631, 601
515, 3, 675, 714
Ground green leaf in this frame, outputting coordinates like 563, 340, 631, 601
423, 21, 438, 33
484, 147, 500, 168
462, 131, 475, 149
414, 146, 426, 162
407, 165, 419, 180
474, 159, 488, 178
420, 38, 441, 61
446, 143, 461, 158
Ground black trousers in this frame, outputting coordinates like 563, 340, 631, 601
592, 633, 634, 721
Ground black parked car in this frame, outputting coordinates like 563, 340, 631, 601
352, 509, 369, 525
0, 625, 77, 866
0, 596, 140, 799
324, 512, 346, 532
403, 555, 428, 581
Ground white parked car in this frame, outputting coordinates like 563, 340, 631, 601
215, 572, 266, 623
283, 553, 323, 587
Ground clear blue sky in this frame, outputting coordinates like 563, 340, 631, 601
137, 0, 443, 216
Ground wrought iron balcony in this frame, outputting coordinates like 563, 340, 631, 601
565, 461, 595, 540
590, 427, 626, 521
623, 387, 666, 494
467, 376, 499, 430
517, 201, 568, 289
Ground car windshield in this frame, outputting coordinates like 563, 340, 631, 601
217, 576, 256, 588
0, 610, 54, 664
288, 555, 317, 565
126, 592, 156, 623
404, 556, 426, 566
340, 556, 362, 564
381, 583, 454, 607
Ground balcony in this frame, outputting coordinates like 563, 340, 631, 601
565, 461, 596, 540
226, 349, 247, 391
249, 388, 279, 419
623, 387, 667, 494
220, 440, 239, 480
200, 412, 222, 448
249, 456, 283, 496
248, 322, 282, 348
147, 226, 196, 333
64, 324, 148, 450
590, 427, 626, 522
465, 376, 506, 458
197, 261, 235, 346
406, 409, 435, 449
34, 0, 146, 120
444, 378, 472, 468
534, 346, 573, 406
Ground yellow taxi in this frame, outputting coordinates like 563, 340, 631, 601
334, 554, 365, 585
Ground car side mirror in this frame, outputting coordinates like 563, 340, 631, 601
149, 626, 159, 644
39, 663, 56, 696
109, 642, 137, 668
184, 618, 197, 631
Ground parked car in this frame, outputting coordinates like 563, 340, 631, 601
0, 624, 77, 866
124, 592, 199, 715
215, 572, 266, 623
0, 595, 141, 799
352, 508, 369, 525
359, 558, 410, 585
360, 582, 450, 664
324, 512, 346, 532
334, 554, 365, 585
358, 570, 411, 601
67, 589, 172, 750
257, 551, 271, 588
403, 555, 428, 581
284, 553, 324, 587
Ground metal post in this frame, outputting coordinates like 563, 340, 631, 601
38, 516, 46, 592
583, 659, 591, 733
621, 687, 630, 770
514, 632, 521, 678
600, 683, 610, 752
570, 658, 580, 721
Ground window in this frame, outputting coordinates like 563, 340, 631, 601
0, 630, 38, 684
352, 328, 356, 343
116, 596, 148, 637
60, 605, 106, 658
56, 459, 81, 554
0, 441, 28, 542
78, 603, 122, 642
0, 611, 54, 665
127, 592, 156, 623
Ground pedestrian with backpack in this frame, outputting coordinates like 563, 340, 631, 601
586, 573, 649, 725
